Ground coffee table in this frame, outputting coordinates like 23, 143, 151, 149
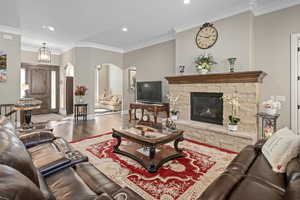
112, 125, 184, 173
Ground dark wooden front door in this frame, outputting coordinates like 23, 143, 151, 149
66, 77, 74, 115
22, 63, 59, 115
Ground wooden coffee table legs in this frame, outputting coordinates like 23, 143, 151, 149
112, 132, 184, 173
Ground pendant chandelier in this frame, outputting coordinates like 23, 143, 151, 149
38, 42, 51, 63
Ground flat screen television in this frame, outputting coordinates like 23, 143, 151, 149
136, 81, 162, 104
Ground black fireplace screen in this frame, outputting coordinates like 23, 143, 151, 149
191, 92, 223, 125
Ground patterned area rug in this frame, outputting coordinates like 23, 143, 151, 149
71, 133, 237, 200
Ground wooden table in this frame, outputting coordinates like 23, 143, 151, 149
112, 125, 184, 173
129, 103, 169, 125
74, 104, 88, 121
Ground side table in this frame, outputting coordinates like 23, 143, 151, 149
74, 104, 88, 121
256, 112, 280, 139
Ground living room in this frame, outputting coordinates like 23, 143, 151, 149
0, 0, 300, 199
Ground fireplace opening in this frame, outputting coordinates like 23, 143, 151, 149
191, 92, 223, 125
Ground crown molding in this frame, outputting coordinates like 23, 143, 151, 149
0, 25, 21, 35
73, 41, 124, 53
123, 33, 176, 53
174, 8, 250, 33
253, 0, 300, 16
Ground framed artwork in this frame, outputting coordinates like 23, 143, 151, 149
128, 68, 136, 90
0, 51, 7, 82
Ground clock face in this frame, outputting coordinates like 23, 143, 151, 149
196, 23, 218, 49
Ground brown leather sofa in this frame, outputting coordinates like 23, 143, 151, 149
0, 117, 143, 200
198, 141, 300, 200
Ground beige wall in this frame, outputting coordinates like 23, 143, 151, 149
21, 50, 61, 66
254, 5, 300, 128
124, 40, 176, 107
0, 32, 21, 104
176, 12, 255, 74
74, 47, 124, 114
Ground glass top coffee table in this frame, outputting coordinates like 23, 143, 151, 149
112, 125, 184, 173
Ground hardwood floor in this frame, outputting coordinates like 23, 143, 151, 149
47, 113, 127, 142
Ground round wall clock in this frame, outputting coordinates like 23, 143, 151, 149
196, 23, 218, 49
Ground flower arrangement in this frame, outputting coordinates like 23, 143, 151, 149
75, 86, 88, 96
167, 94, 181, 117
223, 94, 240, 130
263, 97, 281, 115
195, 53, 217, 74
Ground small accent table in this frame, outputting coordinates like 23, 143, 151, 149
256, 112, 280, 139
112, 125, 184, 173
74, 104, 88, 121
129, 102, 170, 125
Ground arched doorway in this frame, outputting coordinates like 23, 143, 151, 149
94, 64, 123, 114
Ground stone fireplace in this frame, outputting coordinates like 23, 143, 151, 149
165, 71, 267, 152
191, 92, 223, 125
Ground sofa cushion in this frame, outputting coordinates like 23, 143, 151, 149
0, 128, 40, 186
262, 127, 300, 173
37, 170, 56, 200
198, 171, 244, 200
228, 176, 285, 200
286, 157, 300, 183
46, 167, 97, 200
0, 164, 45, 200
247, 154, 286, 189
75, 163, 121, 196
284, 175, 300, 200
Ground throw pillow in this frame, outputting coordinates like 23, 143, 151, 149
262, 127, 300, 173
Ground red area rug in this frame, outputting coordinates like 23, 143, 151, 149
71, 133, 237, 200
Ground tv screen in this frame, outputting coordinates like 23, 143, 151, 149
136, 81, 162, 103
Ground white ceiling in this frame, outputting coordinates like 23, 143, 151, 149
0, 0, 300, 53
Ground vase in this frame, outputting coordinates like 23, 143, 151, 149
228, 58, 237, 72
228, 124, 238, 132
171, 114, 178, 121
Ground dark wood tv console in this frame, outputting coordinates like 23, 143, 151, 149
129, 102, 170, 125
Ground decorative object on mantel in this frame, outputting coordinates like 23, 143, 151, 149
223, 93, 240, 132
167, 94, 181, 121
256, 112, 280, 139
263, 97, 281, 115
196, 22, 218, 49
38, 42, 51, 64
179, 65, 185, 75
75, 85, 88, 103
0, 50, 7, 82
194, 53, 217, 74
165, 71, 267, 84
228, 57, 237, 72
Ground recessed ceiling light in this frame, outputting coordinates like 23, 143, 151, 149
122, 27, 128, 32
184, 0, 190, 4
42, 25, 55, 32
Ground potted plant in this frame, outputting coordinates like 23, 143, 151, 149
75, 85, 88, 103
262, 97, 281, 115
167, 94, 181, 121
195, 53, 217, 74
223, 94, 240, 131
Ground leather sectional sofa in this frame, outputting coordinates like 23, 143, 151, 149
0, 117, 143, 200
198, 141, 300, 200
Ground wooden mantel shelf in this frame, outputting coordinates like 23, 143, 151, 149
165, 71, 267, 84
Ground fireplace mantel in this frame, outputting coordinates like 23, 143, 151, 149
165, 71, 267, 84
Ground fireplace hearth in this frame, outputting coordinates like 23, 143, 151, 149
191, 92, 223, 125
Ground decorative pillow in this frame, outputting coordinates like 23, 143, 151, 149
262, 127, 300, 173
111, 96, 119, 103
